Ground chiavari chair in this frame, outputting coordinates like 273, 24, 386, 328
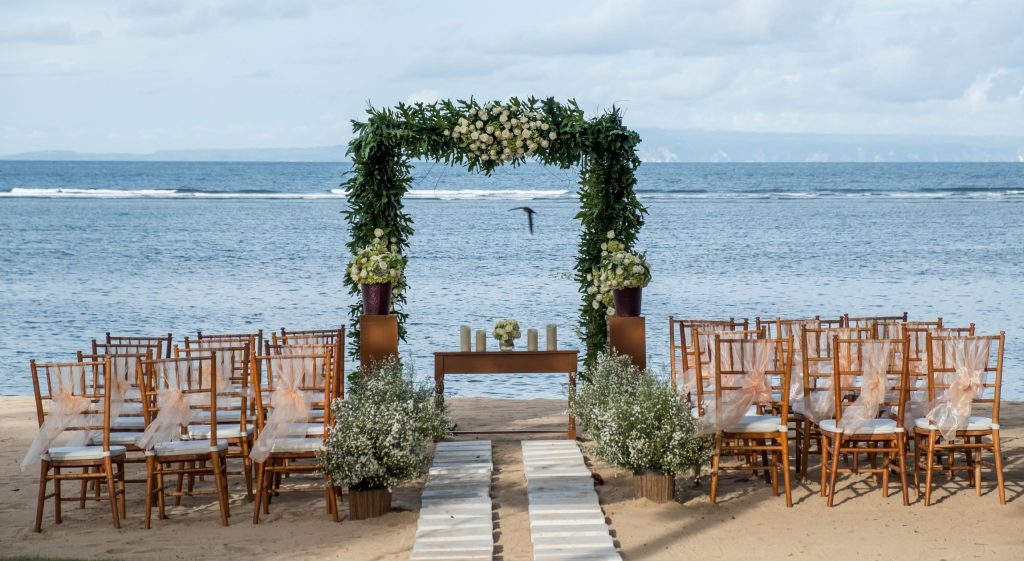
26, 358, 127, 531
706, 336, 794, 507
818, 316, 845, 329
843, 311, 908, 328
275, 327, 343, 346
668, 317, 748, 395
691, 327, 763, 417
820, 336, 911, 506
106, 332, 173, 358
913, 332, 1006, 505
90, 342, 162, 431
250, 352, 340, 523
138, 354, 231, 527
873, 318, 942, 340
174, 343, 254, 501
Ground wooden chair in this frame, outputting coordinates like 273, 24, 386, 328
843, 312, 908, 328
692, 327, 763, 417
913, 332, 1006, 505
706, 336, 794, 507
794, 326, 872, 480
274, 327, 343, 346
106, 332, 173, 358
138, 354, 231, 527
266, 335, 345, 402
817, 316, 845, 329
667, 317, 748, 395
174, 343, 254, 501
872, 319, 942, 340
27, 359, 127, 532
250, 352, 340, 523
90, 342, 163, 432
819, 336, 910, 506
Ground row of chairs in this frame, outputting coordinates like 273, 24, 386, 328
668, 313, 1006, 507
24, 327, 345, 531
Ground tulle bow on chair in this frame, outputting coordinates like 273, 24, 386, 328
698, 339, 772, 435
250, 356, 315, 463
925, 337, 990, 442
21, 365, 91, 472
838, 341, 891, 434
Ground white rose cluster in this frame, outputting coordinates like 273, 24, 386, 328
492, 319, 522, 342
586, 231, 651, 315
347, 228, 407, 287
443, 102, 556, 164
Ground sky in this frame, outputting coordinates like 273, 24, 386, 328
1, 0, 1023, 154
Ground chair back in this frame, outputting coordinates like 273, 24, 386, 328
691, 327, 763, 414
24, 359, 115, 469
93, 341, 164, 361
700, 336, 792, 433
137, 355, 220, 449
190, 330, 264, 353
796, 326, 872, 422
275, 327, 343, 346
250, 353, 334, 463
106, 333, 173, 358
925, 332, 1004, 426
668, 316, 748, 393
873, 319, 942, 340
843, 312, 908, 328
831, 337, 909, 432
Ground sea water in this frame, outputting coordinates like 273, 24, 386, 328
1, 161, 1021, 399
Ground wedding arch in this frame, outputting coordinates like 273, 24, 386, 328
343, 97, 645, 366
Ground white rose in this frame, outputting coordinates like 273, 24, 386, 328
600, 242, 607, 250
607, 230, 615, 239
468, 108, 477, 117
374, 228, 384, 238
592, 300, 600, 309
541, 123, 550, 130
486, 126, 494, 134
480, 112, 488, 121
633, 265, 643, 273
541, 139, 549, 148
475, 120, 483, 129
471, 131, 479, 140
499, 113, 508, 123
442, 129, 450, 137
549, 132, 557, 140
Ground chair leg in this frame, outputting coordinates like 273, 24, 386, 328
924, 430, 937, 506
327, 483, 340, 522
253, 462, 265, 525
710, 434, 722, 504
104, 457, 121, 529
53, 466, 62, 524
801, 420, 811, 481
241, 438, 254, 502
881, 441, 890, 498
117, 460, 127, 519
156, 460, 167, 520
769, 447, 779, 496
144, 456, 155, 529
780, 433, 793, 508
897, 433, 909, 506
174, 462, 186, 506
210, 452, 230, 527
79, 467, 90, 509
827, 435, 842, 507
819, 433, 829, 497
34, 461, 50, 533
913, 432, 922, 496
991, 429, 1006, 505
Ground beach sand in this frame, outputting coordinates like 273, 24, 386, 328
1, 396, 1021, 560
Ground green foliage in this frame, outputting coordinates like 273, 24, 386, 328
342, 97, 643, 364
575, 353, 713, 476
318, 358, 451, 490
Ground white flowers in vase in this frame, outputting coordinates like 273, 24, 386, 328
492, 319, 522, 349
347, 228, 407, 287
587, 231, 651, 315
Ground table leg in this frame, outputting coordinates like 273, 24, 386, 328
434, 360, 445, 408
568, 371, 577, 440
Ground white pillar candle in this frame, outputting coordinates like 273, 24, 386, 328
475, 330, 486, 352
546, 324, 557, 351
460, 325, 471, 352
527, 328, 538, 351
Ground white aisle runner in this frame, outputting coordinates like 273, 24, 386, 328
522, 440, 621, 561
410, 440, 495, 561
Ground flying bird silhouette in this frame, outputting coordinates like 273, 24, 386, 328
509, 206, 538, 234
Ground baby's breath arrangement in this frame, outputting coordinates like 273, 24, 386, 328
319, 358, 450, 490
492, 319, 522, 344
347, 228, 407, 287
585, 230, 651, 315
575, 353, 712, 477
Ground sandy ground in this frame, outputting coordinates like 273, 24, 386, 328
1, 396, 1022, 560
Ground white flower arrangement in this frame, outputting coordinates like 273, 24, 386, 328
347, 228, 407, 287
492, 319, 522, 343
319, 358, 451, 490
447, 101, 556, 165
587, 231, 651, 315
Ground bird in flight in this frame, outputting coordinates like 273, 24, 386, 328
509, 206, 538, 234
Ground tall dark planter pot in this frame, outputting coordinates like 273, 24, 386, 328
361, 282, 392, 315
613, 287, 642, 317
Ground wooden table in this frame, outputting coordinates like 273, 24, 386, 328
433, 350, 579, 439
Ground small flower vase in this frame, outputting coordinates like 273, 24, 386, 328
361, 282, 392, 315
499, 339, 514, 351
613, 287, 642, 317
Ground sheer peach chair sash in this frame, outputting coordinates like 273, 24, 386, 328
697, 339, 772, 435
21, 365, 93, 472
793, 328, 854, 423
925, 337, 991, 441
781, 320, 818, 404
136, 361, 205, 450
837, 341, 891, 434
250, 356, 317, 463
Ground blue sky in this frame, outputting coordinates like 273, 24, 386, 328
1, 0, 1022, 153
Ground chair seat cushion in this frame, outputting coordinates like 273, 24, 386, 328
914, 416, 995, 432
118, 402, 144, 415
112, 416, 146, 430
188, 424, 255, 439
725, 415, 786, 433
819, 418, 899, 435
269, 438, 324, 453
304, 423, 325, 436
45, 445, 127, 461
194, 409, 243, 423
153, 440, 229, 457
89, 432, 143, 446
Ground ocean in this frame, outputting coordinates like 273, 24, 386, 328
1, 160, 1021, 399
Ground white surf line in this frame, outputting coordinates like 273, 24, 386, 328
410, 440, 495, 561
522, 440, 621, 561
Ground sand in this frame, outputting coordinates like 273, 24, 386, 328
0, 395, 1021, 560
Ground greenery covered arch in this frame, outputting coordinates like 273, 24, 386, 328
343, 97, 644, 365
